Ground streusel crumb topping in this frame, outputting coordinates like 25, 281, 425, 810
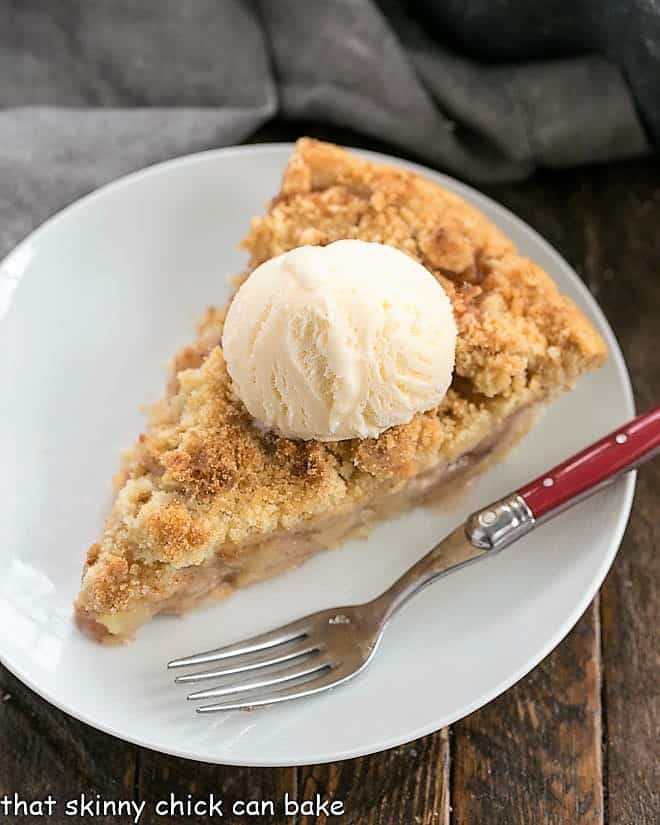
77, 139, 606, 618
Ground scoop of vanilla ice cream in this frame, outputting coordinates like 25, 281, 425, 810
222, 240, 457, 441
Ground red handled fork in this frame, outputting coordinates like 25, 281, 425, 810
169, 407, 660, 712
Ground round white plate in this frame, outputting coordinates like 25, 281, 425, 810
0, 145, 634, 766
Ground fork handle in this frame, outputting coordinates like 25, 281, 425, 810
465, 406, 660, 551
375, 408, 660, 620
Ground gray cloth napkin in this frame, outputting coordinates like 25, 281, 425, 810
0, 0, 651, 260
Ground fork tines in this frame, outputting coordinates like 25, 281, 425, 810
168, 618, 345, 712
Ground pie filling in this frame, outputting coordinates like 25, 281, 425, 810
76, 405, 538, 642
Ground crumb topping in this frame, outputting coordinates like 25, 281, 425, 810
77, 138, 607, 618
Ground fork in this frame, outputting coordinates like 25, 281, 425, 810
169, 407, 660, 712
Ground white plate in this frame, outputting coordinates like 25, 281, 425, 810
0, 145, 634, 766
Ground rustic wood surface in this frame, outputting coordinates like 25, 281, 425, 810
1, 125, 658, 824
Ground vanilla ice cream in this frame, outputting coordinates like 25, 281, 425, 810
222, 240, 457, 441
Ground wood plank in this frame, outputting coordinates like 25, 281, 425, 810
451, 602, 603, 825
0, 664, 137, 824
296, 728, 449, 825
601, 480, 660, 825
582, 159, 660, 825
136, 751, 296, 825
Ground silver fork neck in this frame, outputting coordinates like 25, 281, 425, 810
370, 493, 535, 624
370, 525, 488, 623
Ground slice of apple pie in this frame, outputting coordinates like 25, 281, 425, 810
75, 139, 607, 642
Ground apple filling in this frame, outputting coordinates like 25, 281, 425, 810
76, 405, 537, 643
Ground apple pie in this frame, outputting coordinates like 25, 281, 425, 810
75, 139, 607, 642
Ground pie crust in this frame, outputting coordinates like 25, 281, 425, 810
75, 139, 607, 642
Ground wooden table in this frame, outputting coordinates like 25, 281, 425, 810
1, 126, 658, 824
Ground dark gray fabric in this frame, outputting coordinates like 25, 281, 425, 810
0, 0, 653, 258
415, 0, 660, 142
